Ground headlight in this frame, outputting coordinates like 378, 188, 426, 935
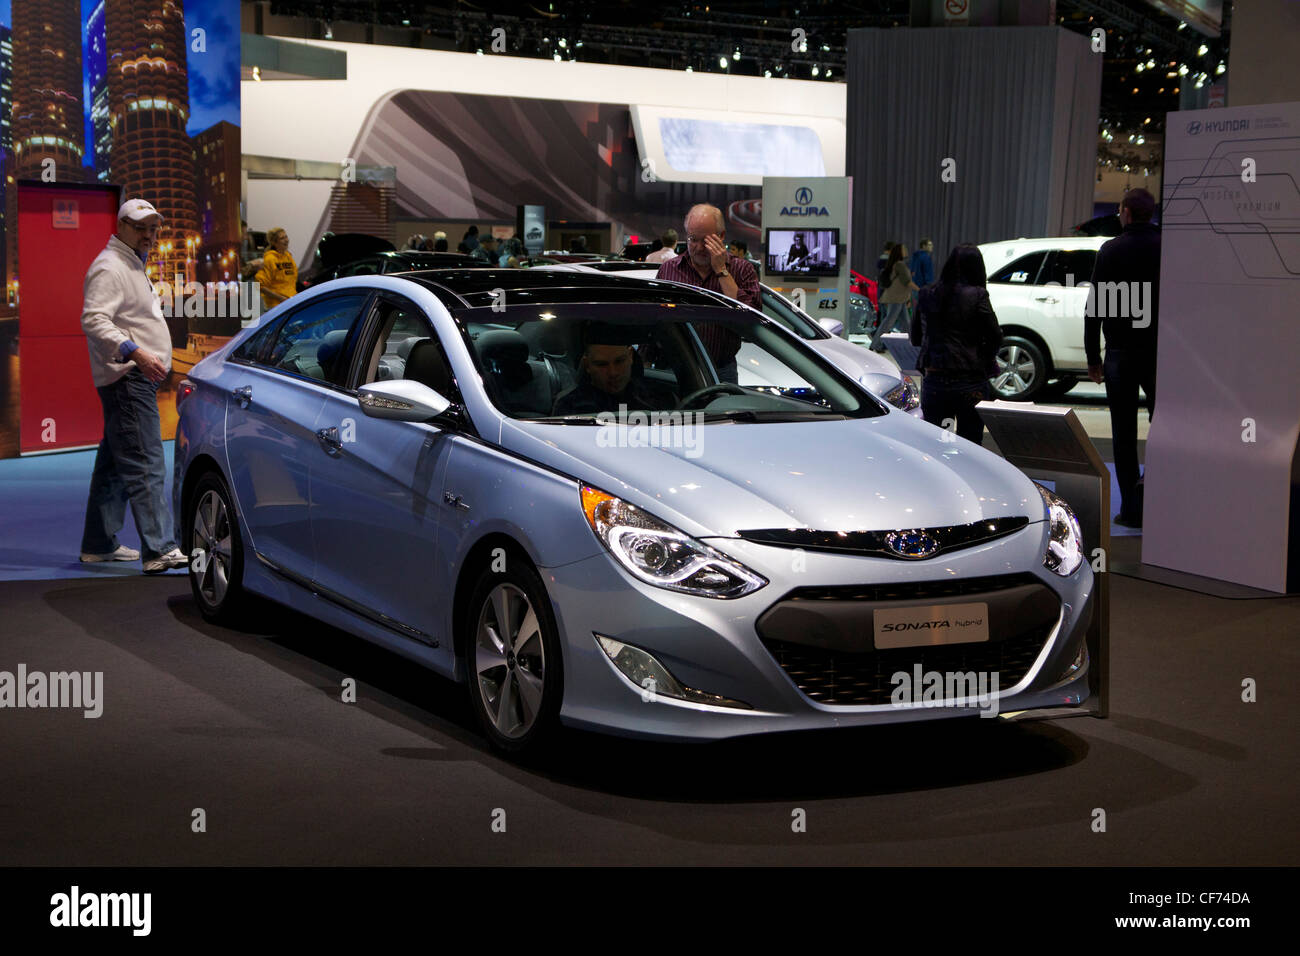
1036, 484, 1084, 576
880, 376, 921, 411
580, 485, 767, 598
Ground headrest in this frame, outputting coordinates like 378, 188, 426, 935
476, 330, 530, 365
318, 328, 349, 364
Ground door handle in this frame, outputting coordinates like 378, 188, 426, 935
316, 426, 342, 454
232, 385, 252, 408
1033, 295, 1060, 304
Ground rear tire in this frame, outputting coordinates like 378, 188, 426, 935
186, 471, 247, 625
991, 336, 1048, 401
463, 555, 563, 755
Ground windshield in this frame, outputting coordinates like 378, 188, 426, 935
454, 303, 883, 423
759, 287, 825, 340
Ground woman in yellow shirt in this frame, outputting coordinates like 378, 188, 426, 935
255, 227, 298, 309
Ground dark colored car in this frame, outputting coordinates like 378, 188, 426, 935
300, 250, 481, 290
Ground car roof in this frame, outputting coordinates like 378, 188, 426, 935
978, 236, 1107, 253
391, 267, 746, 310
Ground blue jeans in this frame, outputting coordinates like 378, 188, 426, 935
870, 301, 911, 350
80, 371, 176, 561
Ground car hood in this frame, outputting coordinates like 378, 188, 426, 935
499, 412, 1042, 538
811, 336, 903, 393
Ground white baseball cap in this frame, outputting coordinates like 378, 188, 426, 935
118, 199, 164, 223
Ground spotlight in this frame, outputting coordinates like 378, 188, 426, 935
1178, 64, 1189, 75
719, 55, 729, 68
734, 50, 741, 60
553, 53, 561, 62
811, 64, 820, 76
1136, 63, 1144, 72
1197, 44, 1208, 56
1216, 62, 1225, 75
559, 38, 567, 48
764, 69, 772, 78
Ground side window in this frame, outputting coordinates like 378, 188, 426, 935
263, 294, 369, 385
232, 318, 282, 364
989, 252, 1048, 285
1041, 249, 1098, 287
364, 300, 456, 399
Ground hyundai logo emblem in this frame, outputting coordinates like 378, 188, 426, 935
886, 530, 941, 559
1187, 121, 1202, 135
794, 186, 814, 205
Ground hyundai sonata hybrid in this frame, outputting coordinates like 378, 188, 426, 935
174, 269, 1094, 753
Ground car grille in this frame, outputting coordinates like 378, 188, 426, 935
757, 573, 1058, 706
762, 627, 1052, 706
737, 517, 1030, 561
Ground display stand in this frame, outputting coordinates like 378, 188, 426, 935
976, 400, 1109, 719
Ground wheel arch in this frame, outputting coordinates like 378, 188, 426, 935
451, 533, 550, 667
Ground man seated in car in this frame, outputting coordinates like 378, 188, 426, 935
552, 323, 677, 416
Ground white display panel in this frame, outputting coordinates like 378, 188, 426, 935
658, 118, 827, 178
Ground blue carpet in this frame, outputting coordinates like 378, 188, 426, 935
0, 441, 187, 580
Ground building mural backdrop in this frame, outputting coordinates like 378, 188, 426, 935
0, 0, 240, 456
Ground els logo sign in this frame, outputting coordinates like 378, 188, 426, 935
780, 186, 829, 217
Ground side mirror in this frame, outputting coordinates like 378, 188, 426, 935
357, 380, 451, 422
818, 317, 845, 337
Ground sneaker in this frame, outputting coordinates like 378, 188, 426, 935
80, 545, 141, 563
143, 547, 189, 574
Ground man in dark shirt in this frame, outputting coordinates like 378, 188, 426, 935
553, 325, 676, 416
654, 203, 760, 383
1086, 188, 1161, 527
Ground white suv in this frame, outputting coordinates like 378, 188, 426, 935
978, 236, 1107, 400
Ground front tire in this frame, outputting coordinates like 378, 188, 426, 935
463, 556, 563, 754
186, 471, 247, 624
991, 336, 1048, 401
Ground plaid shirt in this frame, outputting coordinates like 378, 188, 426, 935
655, 252, 761, 365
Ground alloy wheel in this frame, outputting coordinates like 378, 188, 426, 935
474, 583, 547, 739
191, 489, 233, 608
993, 344, 1038, 398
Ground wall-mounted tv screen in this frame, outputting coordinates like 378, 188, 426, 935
765, 228, 840, 277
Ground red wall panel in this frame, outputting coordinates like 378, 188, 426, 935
17, 183, 121, 453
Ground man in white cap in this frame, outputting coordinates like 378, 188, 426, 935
78, 198, 188, 573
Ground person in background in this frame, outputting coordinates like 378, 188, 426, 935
475, 234, 500, 265
432, 231, 448, 252
909, 238, 935, 288
727, 239, 749, 260
462, 225, 481, 254
644, 229, 678, 264
569, 236, 589, 254
910, 244, 1002, 445
78, 199, 188, 573
255, 227, 297, 309
1087, 187, 1161, 528
870, 243, 918, 352
877, 240, 896, 274
654, 203, 760, 384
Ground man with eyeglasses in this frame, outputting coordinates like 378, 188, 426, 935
78, 199, 188, 573
654, 203, 760, 383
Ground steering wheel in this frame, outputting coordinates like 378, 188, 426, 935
677, 382, 747, 410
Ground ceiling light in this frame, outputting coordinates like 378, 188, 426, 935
811, 64, 820, 76
1197, 44, 1208, 56
1179, 64, 1189, 75
1136, 63, 1145, 72
559, 38, 567, 48
553, 53, 561, 62
719, 55, 728, 68
1216, 62, 1225, 75
764, 70, 771, 78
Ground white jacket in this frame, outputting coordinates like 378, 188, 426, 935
81, 236, 173, 387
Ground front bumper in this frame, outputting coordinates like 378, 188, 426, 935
544, 524, 1093, 741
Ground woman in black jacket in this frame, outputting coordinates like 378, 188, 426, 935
910, 244, 1003, 444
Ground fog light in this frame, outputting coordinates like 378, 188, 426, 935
1060, 642, 1089, 681
595, 635, 753, 709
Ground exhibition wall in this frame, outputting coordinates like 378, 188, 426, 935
240, 39, 847, 264
844, 26, 1101, 271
